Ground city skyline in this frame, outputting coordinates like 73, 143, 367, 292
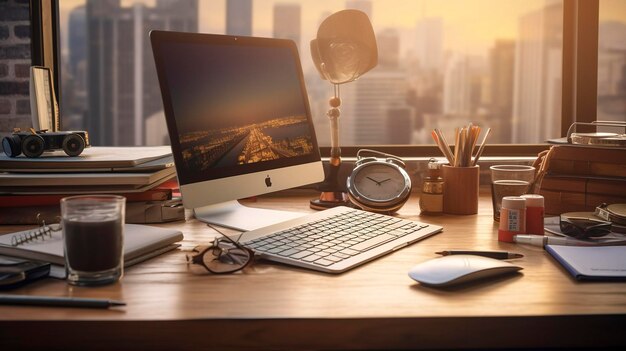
58, 0, 626, 146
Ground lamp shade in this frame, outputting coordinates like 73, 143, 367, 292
310, 10, 378, 84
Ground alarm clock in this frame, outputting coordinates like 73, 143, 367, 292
346, 149, 412, 213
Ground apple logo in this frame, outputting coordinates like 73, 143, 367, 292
265, 175, 272, 187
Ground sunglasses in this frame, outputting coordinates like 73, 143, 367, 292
186, 225, 254, 274
559, 216, 612, 239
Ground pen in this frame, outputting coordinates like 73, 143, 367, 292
513, 235, 596, 247
435, 250, 524, 259
0, 295, 126, 309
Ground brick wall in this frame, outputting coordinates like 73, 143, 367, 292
0, 0, 32, 135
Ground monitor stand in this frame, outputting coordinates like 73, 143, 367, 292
193, 200, 306, 232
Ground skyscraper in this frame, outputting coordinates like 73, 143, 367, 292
512, 1, 563, 143
340, 69, 409, 145
415, 17, 443, 72
273, 3, 301, 50
62, 5, 88, 131
227, 0, 253, 36
597, 21, 626, 123
489, 40, 515, 143
377, 28, 400, 69
442, 54, 471, 116
68, 5, 86, 77
86, 0, 198, 146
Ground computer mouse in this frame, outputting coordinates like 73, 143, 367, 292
408, 255, 523, 287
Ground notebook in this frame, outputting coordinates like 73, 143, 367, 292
0, 224, 183, 267
546, 245, 626, 281
0, 146, 172, 169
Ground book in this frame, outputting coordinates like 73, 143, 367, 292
2, 155, 175, 173
0, 175, 174, 194
541, 145, 626, 178
0, 166, 175, 187
540, 189, 626, 215
546, 245, 626, 281
0, 199, 185, 225
538, 176, 626, 214
29, 66, 59, 132
0, 146, 172, 169
0, 223, 184, 267
0, 187, 173, 207
539, 176, 626, 196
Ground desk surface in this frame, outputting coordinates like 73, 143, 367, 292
1, 190, 625, 350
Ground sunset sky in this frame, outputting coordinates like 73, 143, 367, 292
56, 1, 551, 54
57, 0, 626, 66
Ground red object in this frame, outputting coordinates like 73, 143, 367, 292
0, 187, 173, 207
522, 194, 545, 235
498, 197, 527, 242
525, 206, 544, 235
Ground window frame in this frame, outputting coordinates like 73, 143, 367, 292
36, 0, 600, 157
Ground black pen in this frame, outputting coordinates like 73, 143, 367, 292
0, 295, 126, 309
435, 250, 524, 259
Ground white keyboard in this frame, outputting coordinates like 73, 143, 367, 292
241, 206, 443, 273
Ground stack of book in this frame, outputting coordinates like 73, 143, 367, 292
0, 146, 183, 224
536, 145, 626, 215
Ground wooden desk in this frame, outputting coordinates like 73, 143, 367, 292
1, 190, 625, 350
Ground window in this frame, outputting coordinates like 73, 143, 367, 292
57, 0, 565, 148
598, 0, 626, 125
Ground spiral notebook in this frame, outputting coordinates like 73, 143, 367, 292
0, 224, 183, 268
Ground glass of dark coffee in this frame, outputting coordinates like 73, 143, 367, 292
61, 195, 125, 286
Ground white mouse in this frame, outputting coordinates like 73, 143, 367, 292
408, 255, 523, 287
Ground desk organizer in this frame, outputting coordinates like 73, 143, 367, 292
442, 165, 479, 215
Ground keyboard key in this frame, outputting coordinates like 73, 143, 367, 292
325, 255, 345, 263
267, 247, 287, 254
290, 250, 315, 259
277, 248, 302, 257
339, 248, 360, 256
314, 258, 335, 266
351, 233, 396, 252
302, 254, 322, 262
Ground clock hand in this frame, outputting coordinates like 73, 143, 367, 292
379, 178, 392, 184
366, 176, 382, 185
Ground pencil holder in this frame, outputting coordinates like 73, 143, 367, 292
442, 165, 479, 215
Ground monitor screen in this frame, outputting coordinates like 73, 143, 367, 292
150, 31, 324, 216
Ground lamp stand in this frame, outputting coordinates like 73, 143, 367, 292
310, 84, 351, 210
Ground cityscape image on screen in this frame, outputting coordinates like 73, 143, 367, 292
179, 114, 314, 172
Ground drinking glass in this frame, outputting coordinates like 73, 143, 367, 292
490, 165, 535, 221
61, 195, 125, 286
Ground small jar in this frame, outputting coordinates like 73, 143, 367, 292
498, 196, 526, 242
420, 159, 444, 214
521, 194, 545, 235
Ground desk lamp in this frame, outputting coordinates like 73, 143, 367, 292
309, 9, 378, 210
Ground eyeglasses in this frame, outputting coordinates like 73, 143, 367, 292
186, 225, 253, 274
559, 216, 612, 239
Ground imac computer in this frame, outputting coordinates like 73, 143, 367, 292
150, 31, 325, 231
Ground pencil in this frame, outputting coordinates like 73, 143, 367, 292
435, 128, 455, 165
453, 128, 460, 167
431, 130, 454, 165
472, 127, 491, 166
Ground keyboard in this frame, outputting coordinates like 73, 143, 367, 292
240, 206, 443, 273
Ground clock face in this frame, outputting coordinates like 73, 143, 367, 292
352, 163, 408, 202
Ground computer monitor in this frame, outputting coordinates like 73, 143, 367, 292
150, 31, 324, 231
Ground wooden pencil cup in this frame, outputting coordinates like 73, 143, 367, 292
442, 165, 479, 215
